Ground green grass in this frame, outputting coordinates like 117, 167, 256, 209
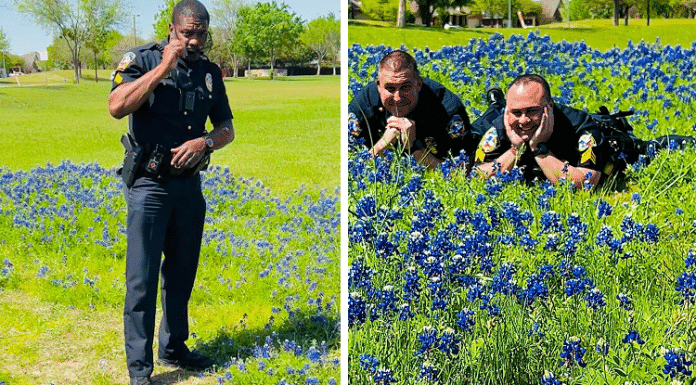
0, 71, 340, 197
349, 18, 696, 51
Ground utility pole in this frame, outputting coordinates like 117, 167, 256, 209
133, 14, 139, 46
508, 0, 512, 27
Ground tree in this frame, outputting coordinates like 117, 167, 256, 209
153, 0, 177, 39
210, 0, 248, 78
84, 0, 127, 82
414, 0, 471, 27
0, 28, 9, 76
234, 1, 303, 79
470, 0, 540, 23
15, 0, 126, 83
362, 0, 399, 21
301, 14, 339, 75
397, 0, 407, 26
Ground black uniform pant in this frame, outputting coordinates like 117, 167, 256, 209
123, 174, 206, 378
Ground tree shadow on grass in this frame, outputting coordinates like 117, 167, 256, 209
193, 307, 340, 365
151, 369, 200, 385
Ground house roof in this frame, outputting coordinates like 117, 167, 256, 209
540, 0, 564, 20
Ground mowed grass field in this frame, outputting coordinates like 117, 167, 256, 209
0, 71, 340, 197
349, 18, 696, 51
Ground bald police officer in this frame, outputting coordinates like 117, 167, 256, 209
108, 1, 234, 384
349, 50, 474, 168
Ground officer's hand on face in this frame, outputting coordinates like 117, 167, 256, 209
529, 106, 554, 150
504, 112, 526, 150
387, 116, 417, 149
162, 37, 189, 72
171, 138, 206, 169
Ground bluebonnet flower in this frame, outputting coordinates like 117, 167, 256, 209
596, 225, 613, 246
359, 353, 379, 372
306, 346, 321, 363
305, 377, 319, 385
685, 250, 696, 269
437, 328, 460, 356
348, 292, 366, 327
402, 266, 421, 302
644, 223, 659, 243
597, 199, 613, 219
559, 336, 587, 368
355, 195, 377, 219
617, 293, 633, 311
398, 303, 414, 321
675, 272, 696, 304
373, 368, 397, 384
518, 274, 549, 306
663, 349, 693, 378
416, 325, 438, 355
595, 339, 609, 355
376, 285, 398, 315
622, 330, 645, 345
427, 276, 449, 311
419, 361, 439, 382
585, 288, 606, 310
631, 193, 641, 203
540, 371, 562, 385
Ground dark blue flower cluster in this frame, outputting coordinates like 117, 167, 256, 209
662, 349, 693, 378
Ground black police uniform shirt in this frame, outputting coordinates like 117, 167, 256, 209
111, 38, 233, 150
473, 104, 606, 181
348, 78, 473, 160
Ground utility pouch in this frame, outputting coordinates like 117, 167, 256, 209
121, 133, 143, 188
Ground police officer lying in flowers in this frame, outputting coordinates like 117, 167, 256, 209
348, 50, 475, 169
472, 74, 606, 189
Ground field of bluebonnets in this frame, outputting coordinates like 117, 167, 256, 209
348, 31, 696, 384
0, 161, 339, 384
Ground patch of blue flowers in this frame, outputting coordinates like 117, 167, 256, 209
349, 34, 696, 384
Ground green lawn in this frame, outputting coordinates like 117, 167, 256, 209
349, 18, 696, 51
0, 71, 340, 197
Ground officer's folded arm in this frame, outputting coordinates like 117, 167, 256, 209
533, 151, 601, 189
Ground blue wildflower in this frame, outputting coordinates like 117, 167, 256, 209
663, 349, 693, 378
559, 336, 587, 368
622, 330, 645, 345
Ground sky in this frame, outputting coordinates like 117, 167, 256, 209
0, 0, 340, 56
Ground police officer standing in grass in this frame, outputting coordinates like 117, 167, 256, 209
108, 1, 234, 384
348, 50, 475, 168
472, 74, 609, 189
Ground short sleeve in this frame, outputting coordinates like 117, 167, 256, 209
111, 51, 145, 91
474, 118, 510, 164
208, 65, 233, 124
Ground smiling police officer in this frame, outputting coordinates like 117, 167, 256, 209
472, 74, 606, 188
108, 1, 234, 384
348, 50, 474, 169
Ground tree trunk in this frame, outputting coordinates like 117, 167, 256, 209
397, 0, 406, 27
94, 51, 98, 83
624, 5, 629, 25
646, 0, 650, 25
269, 55, 274, 80
316, 53, 324, 75
613, 0, 619, 25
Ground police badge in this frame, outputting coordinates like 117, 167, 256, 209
481, 127, 499, 153
205, 73, 213, 92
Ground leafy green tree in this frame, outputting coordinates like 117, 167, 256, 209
362, 0, 399, 21
234, 1, 303, 79
0, 28, 9, 76
84, 0, 127, 82
414, 0, 471, 27
469, 0, 541, 23
210, 0, 248, 77
301, 13, 339, 75
561, 0, 592, 21
15, 0, 127, 83
153, 0, 177, 39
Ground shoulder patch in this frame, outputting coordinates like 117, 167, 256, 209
578, 132, 596, 152
116, 52, 136, 71
480, 126, 499, 153
348, 112, 362, 137
581, 148, 596, 164
447, 114, 466, 139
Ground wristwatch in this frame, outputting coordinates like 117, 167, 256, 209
532, 143, 550, 157
204, 136, 214, 152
